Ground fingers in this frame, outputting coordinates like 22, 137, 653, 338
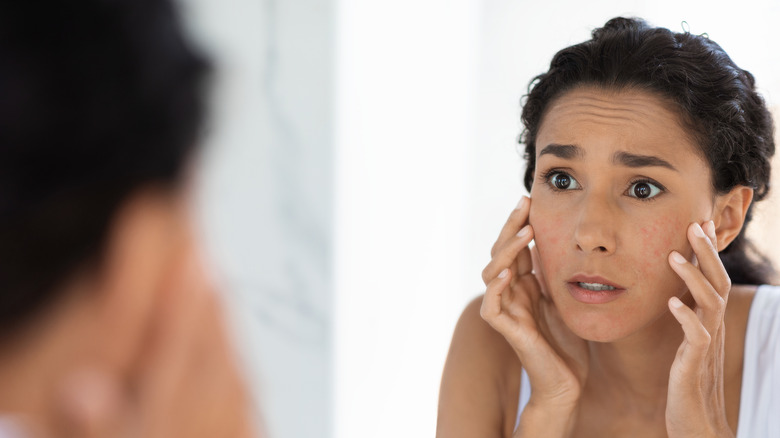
667, 297, 714, 398
483, 196, 535, 286
490, 197, 530, 258
668, 296, 711, 358
135, 252, 253, 438
137, 253, 210, 414
480, 269, 546, 364
666, 223, 733, 438
669, 250, 725, 332
482, 225, 534, 284
56, 250, 254, 438
481, 267, 542, 338
480, 268, 514, 331
667, 221, 730, 332
56, 369, 124, 438
687, 222, 731, 298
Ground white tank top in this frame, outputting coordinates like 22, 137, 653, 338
514, 285, 780, 436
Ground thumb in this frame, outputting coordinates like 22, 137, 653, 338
55, 369, 123, 438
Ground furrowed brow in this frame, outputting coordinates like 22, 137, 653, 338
612, 151, 677, 171
538, 144, 583, 160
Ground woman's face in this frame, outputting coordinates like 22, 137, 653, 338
529, 86, 715, 342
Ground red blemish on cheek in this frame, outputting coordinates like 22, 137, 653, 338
531, 215, 563, 248
528, 204, 569, 274
640, 216, 682, 258
639, 222, 663, 259
634, 215, 689, 286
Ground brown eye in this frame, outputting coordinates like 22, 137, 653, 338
634, 183, 650, 198
554, 174, 570, 189
628, 181, 662, 199
547, 172, 580, 190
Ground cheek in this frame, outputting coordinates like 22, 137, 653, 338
634, 214, 689, 283
639, 216, 677, 259
529, 200, 570, 274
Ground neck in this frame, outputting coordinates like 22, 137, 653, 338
584, 295, 689, 414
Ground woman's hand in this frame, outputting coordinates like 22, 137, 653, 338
55, 253, 258, 438
666, 221, 735, 438
480, 197, 587, 437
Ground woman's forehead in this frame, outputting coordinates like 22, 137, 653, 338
536, 87, 704, 165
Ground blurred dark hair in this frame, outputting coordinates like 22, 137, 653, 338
0, 0, 210, 332
521, 17, 776, 285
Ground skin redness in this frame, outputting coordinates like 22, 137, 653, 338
528, 86, 716, 343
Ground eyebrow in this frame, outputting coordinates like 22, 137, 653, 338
538, 144, 583, 159
538, 143, 677, 172
612, 151, 677, 171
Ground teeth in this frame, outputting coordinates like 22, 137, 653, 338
578, 282, 616, 291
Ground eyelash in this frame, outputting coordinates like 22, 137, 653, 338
539, 168, 667, 202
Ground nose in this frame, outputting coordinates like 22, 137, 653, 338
573, 195, 617, 255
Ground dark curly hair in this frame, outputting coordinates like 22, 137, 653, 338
0, 0, 210, 333
520, 17, 776, 285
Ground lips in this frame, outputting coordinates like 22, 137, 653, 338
566, 274, 626, 304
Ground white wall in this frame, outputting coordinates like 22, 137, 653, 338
334, 1, 479, 437
180, 0, 333, 437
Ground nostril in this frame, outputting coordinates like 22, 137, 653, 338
575, 244, 611, 253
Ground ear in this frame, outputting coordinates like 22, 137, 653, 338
90, 187, 191, 376
712, 185, 754, 251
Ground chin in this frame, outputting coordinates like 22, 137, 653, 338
569, 322, 631, 343
554, 296, 649, 343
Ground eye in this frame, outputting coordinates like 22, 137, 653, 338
627, 180, 663, 199
547, 172, 581, 190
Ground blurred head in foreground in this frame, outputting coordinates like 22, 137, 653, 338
0, 1, 255, 436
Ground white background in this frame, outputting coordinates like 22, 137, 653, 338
178, 0, 780, 437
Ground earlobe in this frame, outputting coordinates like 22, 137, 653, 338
713, 186, 754, 250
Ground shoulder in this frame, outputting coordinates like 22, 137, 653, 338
723, 285, 757, 385
726, 284, 780, 384
725, 284, 757, 329
437, 295, 521, 438
446, 296, 520, 370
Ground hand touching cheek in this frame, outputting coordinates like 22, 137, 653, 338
665, 221, 734, 438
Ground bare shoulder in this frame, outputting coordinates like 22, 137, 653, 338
724, 284, 758, 399
437, 295, 522, 438
726, 284, 758, 327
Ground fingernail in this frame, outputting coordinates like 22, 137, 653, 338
498, 268, 509, 279
515, 197, 527, 210
705, 220, 716, 238
670, 296, 684, 309
693, 222, 706, 238
671, 251, 687, 264
517, 225, 530, 238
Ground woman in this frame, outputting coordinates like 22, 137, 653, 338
437, 17, 779, 437
0, 1, 256, 437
